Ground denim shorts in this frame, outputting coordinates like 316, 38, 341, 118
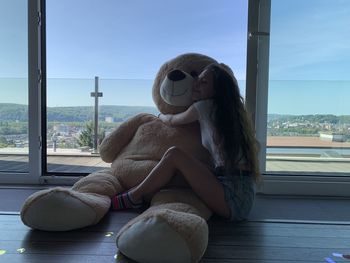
215, 167, 256, 221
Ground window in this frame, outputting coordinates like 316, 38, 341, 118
0, 0, 29, 173
267, 0, 350, 176
4, 0, 348, 195
45, 0, 249, 175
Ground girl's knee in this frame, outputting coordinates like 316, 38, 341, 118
163, 146, 186, 163
164, 146, 181, 157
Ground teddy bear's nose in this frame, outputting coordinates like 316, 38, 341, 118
190, 71, 198, 78
167, 70, 186, 81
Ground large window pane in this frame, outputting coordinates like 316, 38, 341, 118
46, 0, 248, 174
0, 1, 28, 173
267, 0, 350, 174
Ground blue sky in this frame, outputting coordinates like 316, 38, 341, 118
269, 0, 350, 81
45, 0, 248, 80
0, 0, 349, 114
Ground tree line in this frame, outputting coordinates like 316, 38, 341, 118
0, 103, 158, 122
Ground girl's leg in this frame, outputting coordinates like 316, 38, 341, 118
129, 146, 230, 219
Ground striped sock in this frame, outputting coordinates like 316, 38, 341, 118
111, 191, 143, 210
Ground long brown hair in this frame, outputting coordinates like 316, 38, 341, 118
208, 63, 260, 181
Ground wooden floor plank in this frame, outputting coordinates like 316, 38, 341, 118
3, 228, 349, 249
0, 240, 116, 256
204, 245, 348, 261
209, 221, 350, 238
202, 260, 326, 263
209, 235, 350, 249
0, 254, 126, 263
1, 229, 122, 243
1, 213, 350, 263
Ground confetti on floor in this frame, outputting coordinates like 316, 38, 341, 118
0, 250, 6, 255
114, 253, 122, 260
333, 252, 350, 260
17, 248, 26, 253
325, 258, 337, 263
105, 232, 114, 237
114, 252, 126, 261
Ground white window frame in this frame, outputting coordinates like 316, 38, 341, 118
0, 0, 41, 184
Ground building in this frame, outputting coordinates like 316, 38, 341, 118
105, 116, 114, 123
319, 132, 346, 142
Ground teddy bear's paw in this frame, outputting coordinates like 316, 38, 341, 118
20, 187, 110, 231
116, 209, 208, 263
117, 215, 191, 263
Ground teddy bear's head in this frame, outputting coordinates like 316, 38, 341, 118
152, 53, 217, 114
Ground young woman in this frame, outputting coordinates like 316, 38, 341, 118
111, 63, 260, 221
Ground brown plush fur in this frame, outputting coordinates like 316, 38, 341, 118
21, 53, 217, 263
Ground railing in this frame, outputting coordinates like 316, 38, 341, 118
1, 77, 349, 174
45, 77, 157, 155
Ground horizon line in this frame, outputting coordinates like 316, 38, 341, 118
0, 102, 349, 116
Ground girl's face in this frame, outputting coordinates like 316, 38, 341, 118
192, 68, 215, 101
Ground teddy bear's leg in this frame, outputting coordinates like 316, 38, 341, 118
116, 189, 212, 263
71, 168, 123, 196
116, 207, 209, 263
21, 168, 124, 231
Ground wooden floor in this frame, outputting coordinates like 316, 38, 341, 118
1, 212, 349, 263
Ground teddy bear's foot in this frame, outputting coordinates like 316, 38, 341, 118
116, 208, 208, 263
21, 187, 110, 231
118, 215, 191, 263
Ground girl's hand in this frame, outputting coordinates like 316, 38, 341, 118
158, 106, 199, 126
158, 113, 173, 126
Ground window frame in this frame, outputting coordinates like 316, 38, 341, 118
247, 0, 350, 196
0, 0, 41, 184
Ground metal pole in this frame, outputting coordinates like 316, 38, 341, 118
94, 76, 99, 153
90, 76, 103, 153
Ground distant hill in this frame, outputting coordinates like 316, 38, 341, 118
0, 103, 28, 121
268, 113, 350, 124
0, 103, 158, 122
1, 103, 350, 124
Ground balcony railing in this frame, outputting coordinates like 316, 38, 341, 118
1, 77, 349, 174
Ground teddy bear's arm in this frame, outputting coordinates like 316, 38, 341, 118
99, 113, 156, 162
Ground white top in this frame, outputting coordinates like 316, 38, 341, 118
193, 99, 224, 167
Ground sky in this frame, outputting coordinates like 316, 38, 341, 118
0, 0, 349, 114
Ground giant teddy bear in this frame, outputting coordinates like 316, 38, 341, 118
20, 53, 218, 263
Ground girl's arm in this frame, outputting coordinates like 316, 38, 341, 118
159, 104, 199, 126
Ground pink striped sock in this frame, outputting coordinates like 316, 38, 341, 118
111, 191, 142, 210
